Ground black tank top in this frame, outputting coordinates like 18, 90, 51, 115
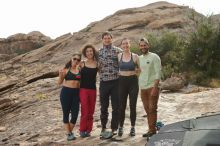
64, 69, 81, 81
119, 53, 136, 71
80, 62, 98, 89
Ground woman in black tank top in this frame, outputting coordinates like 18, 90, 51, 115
118, 38, 140, 137
79, 44, 98, 138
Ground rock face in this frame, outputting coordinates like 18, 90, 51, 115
211, 14, 220, 23
0, 1, 219, 146
0, 31, 52, 62
160, 73, 188, 91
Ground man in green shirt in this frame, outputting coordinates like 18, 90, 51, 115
138, 38, 161, 137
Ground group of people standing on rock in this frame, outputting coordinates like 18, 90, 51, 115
58, 31, 162, 141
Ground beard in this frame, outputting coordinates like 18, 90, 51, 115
141, 48, 149, 54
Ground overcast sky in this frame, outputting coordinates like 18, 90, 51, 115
0, 0, 220, 39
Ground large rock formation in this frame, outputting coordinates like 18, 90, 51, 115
0, 31, 52, 62
211, 14, 220, 23
0, 1, 219, 146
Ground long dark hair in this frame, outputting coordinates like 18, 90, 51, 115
64, 53, 81, 69
82, 44, 98, 60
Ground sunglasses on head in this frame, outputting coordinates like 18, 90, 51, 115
72, 58, 81, 62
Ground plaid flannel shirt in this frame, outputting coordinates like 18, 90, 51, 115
98, 45, 122, 81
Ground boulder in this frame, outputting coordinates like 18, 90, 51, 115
160, 73, 188, 91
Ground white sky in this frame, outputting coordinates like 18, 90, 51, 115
0, 0, 220, 39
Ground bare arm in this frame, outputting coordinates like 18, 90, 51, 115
58, 69, 67, 85
134, 54, 141, 75
78, 61, 84, 71
118, 53, 122, 62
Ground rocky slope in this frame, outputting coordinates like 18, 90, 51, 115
211, 14, 220, 23
0, 1, 219, 146
0, 31, 51, 62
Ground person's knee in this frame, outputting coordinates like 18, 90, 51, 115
71, 109, 79, 116
130, 103, 136, 110
148, 108, 157, 114
70, 119, 76, 125
112, 102, 119, 110
87, 114, 93, 119
63, 116, 69, 123
112, 108, 119, 114
70, 114, 78, 124
101, 106, 108, 113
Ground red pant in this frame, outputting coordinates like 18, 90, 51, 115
79, 88, 96, 133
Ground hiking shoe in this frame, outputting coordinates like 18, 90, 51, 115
129, 127, 135, 136
80, 131, 87, 138
156, 121, 164, 130
100, 128, 106, 136
67, 132, 76, 141
85, 131, 91, 137
142, 131, 156, 137
112, 129, 117, 135
100, 131, 113, 139
118, 127, 123, 136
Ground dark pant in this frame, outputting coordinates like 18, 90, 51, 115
118, 75, 139, 127
99, 79, 119, 130
60, 86, 80, 124
141, 87, 159, 133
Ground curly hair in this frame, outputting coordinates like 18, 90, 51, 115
82, 44, 98, 60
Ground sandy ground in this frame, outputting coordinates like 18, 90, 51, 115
0, 78, 220, 146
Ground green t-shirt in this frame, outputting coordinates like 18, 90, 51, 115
139, 52, 161, 89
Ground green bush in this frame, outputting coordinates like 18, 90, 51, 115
14, 48, 27, 55
146, 31, 186, 79
185, 17, 220, 79
130, 30, 186, 79
130, 17, 219, 86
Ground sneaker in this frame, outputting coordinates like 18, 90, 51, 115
100, 130, 113, 139
156, 121, 164, 130
85, 131, 91, 137
67, 132, 76, 141
129, 127, 135, 136
142, 131, 156, 137
118, 127, 123, 136
100, 128, 106, 136
112, 129, 117, 135
80, 131, 87, 138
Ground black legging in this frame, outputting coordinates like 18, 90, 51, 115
118, 75, 139, 127
99, 79, 119, 130
60, 86, 79, 124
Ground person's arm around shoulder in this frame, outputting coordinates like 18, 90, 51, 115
79, 60, 85, 68
58, 68, 67, 85
98, 48, 103, 72
133, 53, 141, 76
118, 53, 122, 62
116, 46, 123, 54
